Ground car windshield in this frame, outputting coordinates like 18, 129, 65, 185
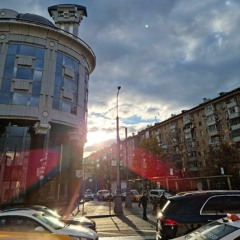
34, 213, 65, 230
183, 220, 238, 240
41, 207, 61, 218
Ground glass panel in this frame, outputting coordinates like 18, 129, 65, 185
52, 98, 60, 110
62, 100, 71, 113
5, 56, 15, 68
35, 59, 44, 69
19, 45, 34, 56
64, 56, 74, 68
55, 75, 63, 86
30, 95, 39, 106
32, 82, 41, 94
54, 52, 80, 114
1, 79, 11, 92
56, 53, 63, 64
53, 87, 61, 98
12, 67, 17, 78
3, 67, 14, 79
0, 93, 11, 104
35, 48, 44, 58
16, 68, 32, 80
8, 44, 18, 55
12, 93, 28, 105
33, 70, 42, 81
56, 64, 62, 75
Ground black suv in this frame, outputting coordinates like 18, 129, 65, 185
156, 190, 240, 240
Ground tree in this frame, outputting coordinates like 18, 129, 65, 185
139, 137, 170, 178
204, 142, 240, 176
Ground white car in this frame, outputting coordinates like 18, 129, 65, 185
173, 213, 240, 240
96, 190, 112, 201
84, 189, 95, 201
0, 209, 98, 240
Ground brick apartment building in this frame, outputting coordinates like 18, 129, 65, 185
84, 88, 240, 193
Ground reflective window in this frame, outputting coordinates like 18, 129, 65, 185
7, 44, 18, 55
12, 93, 28, 105
3, 67, 14, 79
32, 82, 41, 94
53, 52, 80, 115
1, 79, 11, 92
62, 100, 72, 112
30, 95, 39, 106
0, 93, 11, 104
19, 45, 35, 56
5, 56, 15, 67
16, 68, 33, 80
0, 43, 45, 106
35, 59, 44, 69
33, 70, 42, 81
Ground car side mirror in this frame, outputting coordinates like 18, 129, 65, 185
35, 226, 45, 232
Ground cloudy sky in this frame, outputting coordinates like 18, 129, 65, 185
3, 0, 240, 156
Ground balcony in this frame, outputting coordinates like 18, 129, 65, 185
206, 119, 217, 126
233, 136, 240, 143
227, 100, 237, 109
184, 128, 192, 134
170, 124, 177, 130
231, 124, 240, 131
229, 111, 240, 119
204, 105, 214, 116
189, 167, 199, 172
208, 130, 219, 136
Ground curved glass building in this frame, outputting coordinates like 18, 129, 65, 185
0, 4, 95, 205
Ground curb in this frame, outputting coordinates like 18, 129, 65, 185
86, 214, 116, 218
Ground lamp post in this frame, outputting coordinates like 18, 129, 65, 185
114, 86, 123, 215
125, 127, 132, 208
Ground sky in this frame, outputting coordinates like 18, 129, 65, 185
2, 0, 240, 157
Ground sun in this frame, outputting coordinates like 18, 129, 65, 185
85, 130, 114, 147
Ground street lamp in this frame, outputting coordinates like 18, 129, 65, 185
114, 86, 123, 215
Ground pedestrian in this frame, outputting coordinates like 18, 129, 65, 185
152, 197, 158, 215
138, 191, 149, 220
159, 192, 167, 209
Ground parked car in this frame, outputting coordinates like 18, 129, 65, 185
84, 189, 95, 201
149, 189, 172, 202
0, 231, 75, 240
173, 213, 240, 240
122, 189, 142, 202
96, 190, 112, 201
156, 190, 240, 240
0, 204, 96, 231
0, 209, 98, 240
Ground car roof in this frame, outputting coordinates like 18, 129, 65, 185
175, 190, 240, 196
0, 231, 75, 240
0, 209, 43, 216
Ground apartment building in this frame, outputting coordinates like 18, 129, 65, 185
0, 5, 95, 205
85, 88, 240, 192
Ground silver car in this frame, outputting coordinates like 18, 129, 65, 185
0, 209, 98, 240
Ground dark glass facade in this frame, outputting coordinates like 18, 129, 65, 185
0, 44, 44, 106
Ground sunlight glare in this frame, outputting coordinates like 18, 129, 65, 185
85, 130, 114, 147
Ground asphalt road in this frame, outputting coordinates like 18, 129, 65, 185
73, 199, 157, 240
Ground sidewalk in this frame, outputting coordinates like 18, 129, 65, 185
73, 200, 157, 239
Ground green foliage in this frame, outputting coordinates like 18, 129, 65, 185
205, 143, 240, 176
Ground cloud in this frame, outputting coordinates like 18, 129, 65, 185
3, 0, 240, 157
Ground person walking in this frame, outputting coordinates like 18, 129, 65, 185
159, 192, 167, 209
152, 197, 158, 215
138, 192, 149, 220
